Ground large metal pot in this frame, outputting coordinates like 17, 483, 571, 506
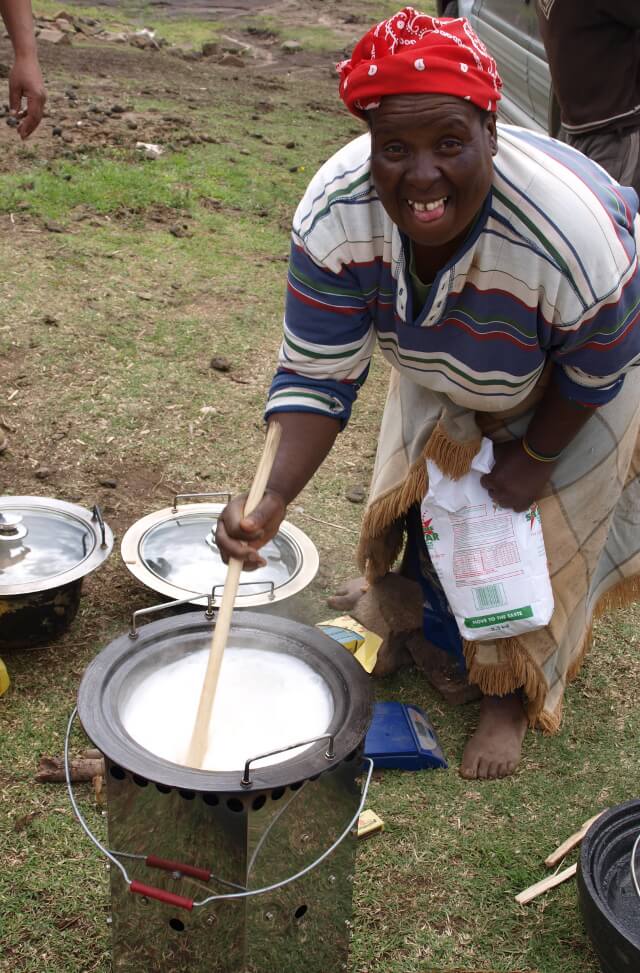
0, 497, 113, 649
75, 607, 373, 972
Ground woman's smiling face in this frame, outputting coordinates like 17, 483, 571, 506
370, 93, 497, 264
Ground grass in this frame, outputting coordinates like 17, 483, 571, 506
1, 2, 639, 972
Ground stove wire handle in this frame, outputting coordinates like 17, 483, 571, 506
65, 707, 373, 911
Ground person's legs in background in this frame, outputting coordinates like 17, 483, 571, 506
566, 127, 640, 196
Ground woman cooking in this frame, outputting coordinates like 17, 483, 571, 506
216, 9, 640, 780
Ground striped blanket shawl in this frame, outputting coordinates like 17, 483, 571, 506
357, 368, 640, 731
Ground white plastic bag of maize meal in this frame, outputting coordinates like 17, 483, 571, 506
421, 437, 554, 642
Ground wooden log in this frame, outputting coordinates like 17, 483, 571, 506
35, 755, 105, 783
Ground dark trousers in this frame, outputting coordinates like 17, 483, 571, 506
565, 126, 640, 196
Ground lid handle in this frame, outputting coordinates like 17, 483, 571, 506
92, 505, 107, 549
211, 579, 275, 606
0, 513, 27, 540
172, 491, 231, 513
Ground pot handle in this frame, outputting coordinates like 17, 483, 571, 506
128, 593, 215, 639
241, 732, 336, 788
171, 492, 231, 513
92, 505, 107, 549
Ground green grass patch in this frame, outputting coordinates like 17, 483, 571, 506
0, 156, 191, 219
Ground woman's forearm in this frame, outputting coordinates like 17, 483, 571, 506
524, 378, 597, 458
0, 0, 37, 56
481, 377, 601, 510
266, 412, 342, 505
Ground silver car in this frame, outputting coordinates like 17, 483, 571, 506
436, 0, 560, 135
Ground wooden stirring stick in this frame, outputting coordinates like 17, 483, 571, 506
185, 421, 282, 769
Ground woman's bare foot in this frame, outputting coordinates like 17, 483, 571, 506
326, 576, 369, 611
460, 693, 528, 780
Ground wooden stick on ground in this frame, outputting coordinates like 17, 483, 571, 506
185, 422, 282, 769
515, 863, 578, 905
544, 811, 606, 867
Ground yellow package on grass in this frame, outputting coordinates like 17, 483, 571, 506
316, 615, 382, 673
0, 659, 10, 696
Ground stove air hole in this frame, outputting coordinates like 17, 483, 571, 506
203, 793, 219, 806
109, 766, 126, 780
271, 787, 285, 801
294, 904, 308, 920
132, 775, 148, 787
156, 783, 171, 794
169, 918, 185, 933
178, 789, 196, 801
226, 798, 244, 813
252, 794, 266, 811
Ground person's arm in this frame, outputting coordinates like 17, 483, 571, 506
216, 175, 377, 566
483, 216, 640, 511
0, 0, 46, 138
215, 412, 341, 567
480, 378, 596, 511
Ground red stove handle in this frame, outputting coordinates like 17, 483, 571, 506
130, 880, 194, 911
145, 855, 212, 882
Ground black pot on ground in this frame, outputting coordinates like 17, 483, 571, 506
577, 798, 640, 973
0, 497, 113, 650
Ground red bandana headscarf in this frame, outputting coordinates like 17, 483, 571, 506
337, 7, 502, 118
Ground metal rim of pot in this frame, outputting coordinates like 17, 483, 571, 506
0, 496, 114, 597
120, 496, 319, 607
77, 608, 373, 795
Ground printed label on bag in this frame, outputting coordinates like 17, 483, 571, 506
464, 605, 534, 629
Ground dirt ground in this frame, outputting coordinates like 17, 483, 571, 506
0, 0, 379, 537
1, 0, 364, 173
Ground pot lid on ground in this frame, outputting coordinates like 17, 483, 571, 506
0, 496, 114, 596
120, 497, 319, 608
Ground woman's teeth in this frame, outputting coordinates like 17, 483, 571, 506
408, 197, 447, 212
407, 196, 448, 223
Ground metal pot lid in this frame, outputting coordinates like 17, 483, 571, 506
121, 498, 319, 607
0, 496, 113, 596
